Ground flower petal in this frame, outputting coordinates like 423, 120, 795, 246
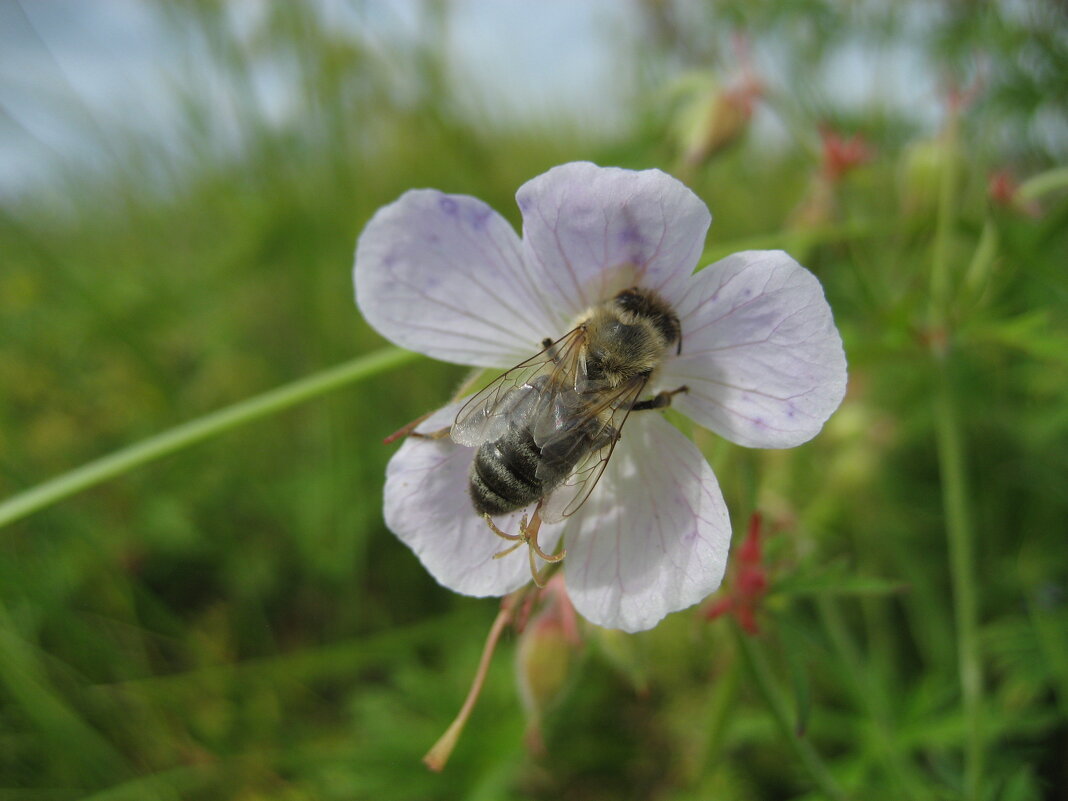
516, 162, 712, 319
662, 250, 847, 449
354, 189, 562, 367
563, 415, 731, 632
383, 403, 562, 596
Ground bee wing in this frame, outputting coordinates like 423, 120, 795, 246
538, 376, 648, 524
450, 326, 586, 447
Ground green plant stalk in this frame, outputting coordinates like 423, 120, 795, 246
927, 119, 959, 332
0, 347, 420, 530
934, 359, 983, 800
733, 624, 849, 801
926, 105, 984, 801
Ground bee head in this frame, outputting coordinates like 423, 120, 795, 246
583, 316, 665, 388
612, 287, 681, 353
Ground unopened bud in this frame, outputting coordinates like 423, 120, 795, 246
788, 128, 872, 232
900, 136, 960, 218
676, 72, 762, 168
515, 576, 580, 753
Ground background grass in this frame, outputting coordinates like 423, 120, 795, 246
2, 1, 1067, 799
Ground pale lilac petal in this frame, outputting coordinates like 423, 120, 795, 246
516, 162, 712, 319
661, 250, 847, 449
354, 189, 562, 368
384, 403, 562, 596
562, 415, 731, 632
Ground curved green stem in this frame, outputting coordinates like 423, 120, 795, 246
1017, 165, 1068, 202
0, 347, 420, 530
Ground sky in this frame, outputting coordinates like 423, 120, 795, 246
0, 0, 940, 197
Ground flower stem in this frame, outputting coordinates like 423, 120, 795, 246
0, 347, 420, 530
925, 101, 984, 801
733, 624, 849, 801
927, 118, 960, 334
933, 358, 983, 800
423, 595, 517, 772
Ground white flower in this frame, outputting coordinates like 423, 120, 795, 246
353, 162, 847, 632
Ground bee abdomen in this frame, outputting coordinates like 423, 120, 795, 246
470, 431, 544, 516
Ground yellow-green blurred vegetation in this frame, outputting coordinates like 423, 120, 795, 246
1, 1, 1067, 799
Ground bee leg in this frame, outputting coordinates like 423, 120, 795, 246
540, 337, 564, 367
384, 413, 431, 444
384, 411, 452, 444
409, 426, 452, 441
385, 364, 489, 443
629, 385, 689, 412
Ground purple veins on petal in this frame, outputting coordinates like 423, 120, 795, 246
468, 206, 492, 230
353, 163, 847, 631
620, 224, 643, 245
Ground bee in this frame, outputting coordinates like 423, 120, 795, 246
446, 286, 688, 584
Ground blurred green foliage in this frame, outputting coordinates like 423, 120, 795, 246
1, 1, 1067, 799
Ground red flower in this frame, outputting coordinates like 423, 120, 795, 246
705, 512, 769, 634
820, 127, 873, 183
987, 169, 1041, 217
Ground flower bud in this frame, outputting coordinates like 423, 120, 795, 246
675, 71, 762, 168
788, 128, 872, 232
899, 136, 960, 218
515, 576, 581, 753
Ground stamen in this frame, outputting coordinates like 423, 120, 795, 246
523, 511, 566, 564
483, 512, 525, 542
492, 539, 525, 559
527, 545, 544, 588
482, 505, 566, 586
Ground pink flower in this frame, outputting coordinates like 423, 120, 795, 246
354, 162, 846, 632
